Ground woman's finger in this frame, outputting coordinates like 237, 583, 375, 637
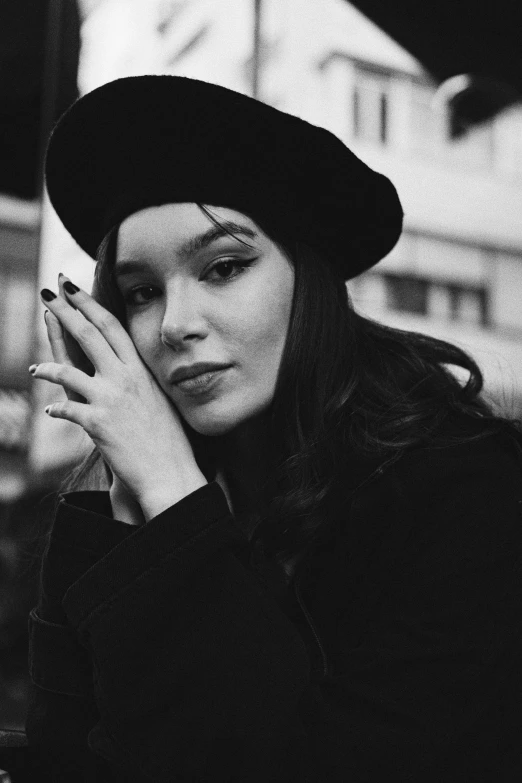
52, 280, 96, 376
44, 398, 91, 430
31, 361, 94, 402
56, 274, 78, 366
58, 275, 97, 375
40, 287, 119, 375
44, 309, 88, 403
45, 308, 68, 365
59, 275, 139, 365
58, 273, 74, 310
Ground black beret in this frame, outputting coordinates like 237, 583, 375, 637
45, 75, 403, 280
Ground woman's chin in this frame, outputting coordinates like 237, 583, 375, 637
183, 410, 241, 438
178, 392, 274, 439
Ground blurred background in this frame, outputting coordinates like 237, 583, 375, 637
1, 0, 522, 744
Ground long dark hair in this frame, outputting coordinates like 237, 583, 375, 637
38, 204, 519, 570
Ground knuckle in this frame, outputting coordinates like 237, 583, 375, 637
98, 312, 117, 332
119, 368, 136, 393
76, 321, 96, 343
96, 379, 113, 403
54, 364, 67, 383
88, 415, 104, 439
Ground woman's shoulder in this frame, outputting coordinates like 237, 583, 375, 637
341, 413, 522, 524
396, 414, 522, 484
334, 415, 522, 575
339, 414, 522, 502
360, 414, 522, 538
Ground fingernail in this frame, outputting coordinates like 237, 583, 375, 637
44, 405, 52, 415
28, 364, 38, 374
58, 272, 64, 279
41, 288, 56, 302
44, 309, 49, 322
63, 280, 80, 295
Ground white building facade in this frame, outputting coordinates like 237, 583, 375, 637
317, 45, 522, 416
287, 2, 522, 416
76, 0, 522, 413
20, 0, 522, 488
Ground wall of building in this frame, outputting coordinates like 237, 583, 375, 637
308, 22, 522, 412
0, 197, 40, 388
0, 195, 41, 499
31, 0, 522, 489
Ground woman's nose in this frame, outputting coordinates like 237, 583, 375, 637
159, 293, 207, 348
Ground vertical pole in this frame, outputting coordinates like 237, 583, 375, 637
252, 0, 262, 100
25, 0, 66, 492
37, 0, 65, 200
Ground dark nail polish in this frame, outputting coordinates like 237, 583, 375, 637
41, 288, 56, 301
63, 280, 80, 295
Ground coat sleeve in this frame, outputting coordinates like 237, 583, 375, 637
26, 442, 522, 782
25, 491, 137, 781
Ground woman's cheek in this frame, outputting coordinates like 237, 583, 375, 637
127, 315, 157, 364
239, 279, 285, 328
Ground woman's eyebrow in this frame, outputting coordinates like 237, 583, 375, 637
113, 221, 258, 279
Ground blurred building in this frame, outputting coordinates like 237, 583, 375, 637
0, 196, 40, 502
1, 0, 520, 742
309, 2, 522, 417
0, 0, 81, 502
233, 0, 522, 418
71, 0, 522, 420
29, 0, 522, 495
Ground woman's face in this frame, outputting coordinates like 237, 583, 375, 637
114, 203, 295, 436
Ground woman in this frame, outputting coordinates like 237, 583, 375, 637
25, 76, 522, 782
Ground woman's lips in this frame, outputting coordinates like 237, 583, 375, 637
173, 366, 231, 396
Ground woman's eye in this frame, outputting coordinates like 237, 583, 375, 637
123, 286, 158, 307
122, 259, 254, 306
205, 258, 254, 282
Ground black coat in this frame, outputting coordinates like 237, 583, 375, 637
24, 417, 522, 781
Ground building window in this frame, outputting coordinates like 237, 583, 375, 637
382, 273, 488, 326
353, 67, 390, 144
408, 78, 494, 169
447, 286, 488, 325
385, 275, 427, 314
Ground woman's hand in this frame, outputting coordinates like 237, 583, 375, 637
109, 471, 146, 527
42, 273, 95, 403
42, 278, 140, 527
44, 277, 144, 526
31, 275, 207, 521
